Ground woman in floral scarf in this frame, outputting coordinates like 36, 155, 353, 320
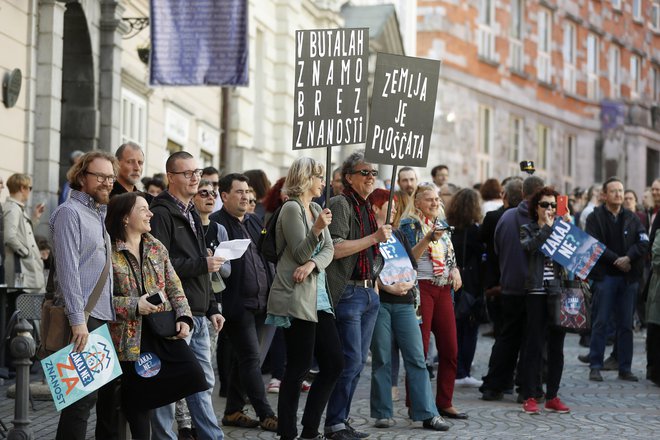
400, 184, 467, 420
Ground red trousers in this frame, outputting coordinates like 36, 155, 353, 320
419, 280, 457, 409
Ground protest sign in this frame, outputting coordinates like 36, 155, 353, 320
540, 218, 606, 279
379, 235, 416, 285
293, 28, 369, 149
41, 325, 122, 411
150, 0, 248, 86
365, 53, 441, 167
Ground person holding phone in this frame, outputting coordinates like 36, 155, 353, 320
518, 187, 570, 415
106, 192, 208, 439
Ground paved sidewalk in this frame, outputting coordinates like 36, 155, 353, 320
1, 330, 659, 439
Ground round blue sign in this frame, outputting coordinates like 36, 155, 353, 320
135, 352, 161, 378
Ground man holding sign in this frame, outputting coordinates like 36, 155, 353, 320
585, 178, 649, 382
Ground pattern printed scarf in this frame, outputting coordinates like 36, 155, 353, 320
420, 215, 447, 278
343, 187, 379, 280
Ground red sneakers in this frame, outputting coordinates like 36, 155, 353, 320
522, 398, 540, 414
545, 397, 570, 413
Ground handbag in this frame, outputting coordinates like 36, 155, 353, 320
548, 279, 591, 332
124, 250, 178, 338
454, 229, 489, 323
38, 234, 112, 359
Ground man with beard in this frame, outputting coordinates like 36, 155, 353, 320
397, 167, 418, 196
50, 151, 119, 439
110, 142, 152, 203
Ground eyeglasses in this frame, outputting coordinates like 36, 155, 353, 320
169, 169, 203, 179
85, 171, 116, 184
28, 186, 33, 191
248, 199, 257, 205
538, 201, 557, 209
351, 169, 378, 177
197, 189, 217, 199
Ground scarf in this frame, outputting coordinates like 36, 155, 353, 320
343, 187, 379, 280
420, 215, 447, 278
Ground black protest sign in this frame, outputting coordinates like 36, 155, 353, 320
365, 53, 441, 167
293, 28, 369, 149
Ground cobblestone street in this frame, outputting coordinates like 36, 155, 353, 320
2, 329, 659, 439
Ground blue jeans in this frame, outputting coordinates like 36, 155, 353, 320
325, 285, 380, 433
589, 276, 638, 372
151, 316, 224, 440
370, 302, 437, 421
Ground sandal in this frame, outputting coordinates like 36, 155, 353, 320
260, 415, 278, 432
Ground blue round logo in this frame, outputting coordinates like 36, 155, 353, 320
135, 352, 161, 378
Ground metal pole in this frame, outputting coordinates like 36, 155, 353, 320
8, 318, 35, 440
325, 146, 333, 205
385, 165, 397, 225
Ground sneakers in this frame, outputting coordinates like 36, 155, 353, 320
522, 398, 540, 415
267, 378, 281, 393
545, 397, 570, 413
301, 380, 312, 392
325, 429, 358, 440
603, 356, 618, 371
589, 368, 603, 382
345, 420, 369, 438
481, 388, 504, 401
222, 411, 260, 428
260, 415, 278, 432
374, 418, 393, 428
455, 376, 483, 387
422, 415, 450, 431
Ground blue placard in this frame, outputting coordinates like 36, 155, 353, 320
540, 218, 606, 279
379, 235, 416, 285
41, 325, 123, 411
150, 0, 248, 86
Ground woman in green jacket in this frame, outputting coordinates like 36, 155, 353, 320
266, 157, 344, 440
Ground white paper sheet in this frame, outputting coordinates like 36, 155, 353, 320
213, 239, 252, 260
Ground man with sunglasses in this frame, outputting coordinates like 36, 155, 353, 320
324, 151, 392, 440
149, 151, 226, 440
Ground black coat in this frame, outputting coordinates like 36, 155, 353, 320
149, 192, 218, 317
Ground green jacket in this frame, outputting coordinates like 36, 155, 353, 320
647, 230, 660, 325
267, 199, 334, 322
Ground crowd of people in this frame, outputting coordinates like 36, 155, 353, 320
1, 143, 659, 440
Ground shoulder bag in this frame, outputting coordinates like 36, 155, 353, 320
38, 234, 112, 358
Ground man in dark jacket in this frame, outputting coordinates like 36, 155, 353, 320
149, 151, 225, 440
210, 173, 278, 432
479, 176, 543, 401
586, 177, 649, 382
109, 142, 152, 203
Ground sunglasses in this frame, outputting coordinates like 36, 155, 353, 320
351, 169, 379, 177
197, 189, 217, 199
248, 199, 257, 205
538, 201, 557, 209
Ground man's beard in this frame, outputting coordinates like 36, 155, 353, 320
91, 188, 111, 205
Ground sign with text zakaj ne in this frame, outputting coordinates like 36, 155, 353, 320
540, 218, 606, 279
365, 53, 441, 167
293, 28, 369, 149
41, 325, 122, 411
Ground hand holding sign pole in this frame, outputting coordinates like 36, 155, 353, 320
365, 53, 441, 224
293, 28, 369, 203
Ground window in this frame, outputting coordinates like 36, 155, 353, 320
608, 45, 621, 98
565, 135, 576, 178
537, 124, 549, 169
478, 0, 496, 60
478, 105, 492, 181
509, 116, 523, 163
120, 89, 147, 147
653, 2, 660, 30
537, 8, 552, 83
563, 22, 577, 93
633, 0, 642, 21
200, 150, 213, 168
653, 67, 660, 101
630, 54, 641, 99
586, 33, 599, 99
612, 0, 622, 10
509, 0, 524, 71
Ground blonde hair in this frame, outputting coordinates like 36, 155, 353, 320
404, 183, 445, 221
284, 157, 324, 198
6, 173, 31, 194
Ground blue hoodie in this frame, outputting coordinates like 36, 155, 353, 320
494, 201, 531, 295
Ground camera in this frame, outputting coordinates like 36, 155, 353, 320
520, 160, 535, 175
434, 218, 455, 233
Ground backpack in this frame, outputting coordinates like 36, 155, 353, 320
258, 200, 304, 263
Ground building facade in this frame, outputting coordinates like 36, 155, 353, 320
417, 0, 660, 193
